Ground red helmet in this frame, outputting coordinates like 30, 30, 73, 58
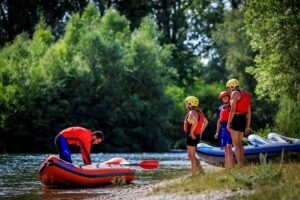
219, 91, 230, 100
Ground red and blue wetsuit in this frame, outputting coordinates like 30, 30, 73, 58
54, 127, 92, 165
217, 105, 232, 147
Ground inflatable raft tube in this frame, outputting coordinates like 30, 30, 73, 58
196, 134, 300, 166
38, 156, 136, 187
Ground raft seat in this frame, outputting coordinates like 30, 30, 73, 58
248, 134, 272, 145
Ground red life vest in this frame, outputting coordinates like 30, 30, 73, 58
219, 105, 230, 122
231, 90, 251, 113
61, 127, 92, 165
183, 110, 204, 134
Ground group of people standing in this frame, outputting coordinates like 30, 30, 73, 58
184, 79, 251, 175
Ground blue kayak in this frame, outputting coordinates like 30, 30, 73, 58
196, 133, 300, 166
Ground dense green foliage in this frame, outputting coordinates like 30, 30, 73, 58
0, 1, 299, 153
0, 5, 173, 152
244, 1, 300, 136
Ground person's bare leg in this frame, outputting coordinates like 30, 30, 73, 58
224, 146, 229, 168
237, 132, 244, 167
231, 131, 242, 167
227, 144, 233, 168
187, 146, 203, 175
195, 156, 204, 174
187, 145, 195, 175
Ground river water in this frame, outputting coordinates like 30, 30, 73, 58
0, 152, 211, 199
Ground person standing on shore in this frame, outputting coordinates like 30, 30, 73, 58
184, 96, 208, 175
226, 79, 251, 167
214, 91, 233, 168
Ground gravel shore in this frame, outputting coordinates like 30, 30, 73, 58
88, 164, 238, 200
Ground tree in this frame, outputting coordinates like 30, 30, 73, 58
0, 21, 55, 152
244, 1, 300, 100
0, 0, 98, 45
244, 1, 300, 136
213, 9, 255, 89
0, 4, 173, 152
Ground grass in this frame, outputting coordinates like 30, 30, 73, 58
153, 154, 300, 199
111, 176, 127, 186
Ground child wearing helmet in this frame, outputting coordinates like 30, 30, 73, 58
214, 91, 233, 168
184, 96, 208, 175
226, 79, 251, 167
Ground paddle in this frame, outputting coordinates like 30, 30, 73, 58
121, 160, 159, 170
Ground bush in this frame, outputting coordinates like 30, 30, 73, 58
231, 153, 283, 188
275, 96, 300, 137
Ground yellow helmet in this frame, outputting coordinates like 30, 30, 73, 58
185, 96, 199, 107
226, 79, 240, 88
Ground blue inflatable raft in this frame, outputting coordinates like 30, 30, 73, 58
196, 133, 300, 166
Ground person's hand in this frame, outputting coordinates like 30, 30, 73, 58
190, 133, 196, 140
245, 127, 251, 135
214, 132, 219, 139
226, 123, 231, 132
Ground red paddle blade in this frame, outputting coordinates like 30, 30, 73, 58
137, 160, 159, 170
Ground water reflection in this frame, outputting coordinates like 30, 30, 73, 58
0, 152, 195, 199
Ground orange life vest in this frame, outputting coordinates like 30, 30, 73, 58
183, 110, 204, 134
219, 105, 230, 122
231, 90, 251, 113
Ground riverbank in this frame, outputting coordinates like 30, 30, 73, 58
87, 164, 222, 200
142, 159, 300, 200
94, 157, 300, 200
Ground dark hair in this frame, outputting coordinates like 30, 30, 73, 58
92, 131, 104, 140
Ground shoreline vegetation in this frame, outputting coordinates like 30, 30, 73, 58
140, 155, 300, 200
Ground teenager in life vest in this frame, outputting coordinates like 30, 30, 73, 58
184, 96, 208, 175
214, 91, 233, 168
54, 126, 104, 165
226, 79, 251, 167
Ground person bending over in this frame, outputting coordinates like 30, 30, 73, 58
54, 126, 104, 165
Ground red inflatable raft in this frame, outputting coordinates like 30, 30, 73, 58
38, 155, 136, 187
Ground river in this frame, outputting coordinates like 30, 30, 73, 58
0, 152, 212, 199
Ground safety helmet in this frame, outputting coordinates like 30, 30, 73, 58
226, 79, 240, 88
219, 91, 230, 100
185, 96, 199, 107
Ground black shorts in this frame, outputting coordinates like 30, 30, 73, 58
230, 114, 247, 132
185, 134, 200, 147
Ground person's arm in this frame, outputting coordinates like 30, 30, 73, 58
215, 107, 221, 139
81, 134, 92, 165
81, 145, 91, 165
200, 115, 208, 135
245, 104, 251, 135
188, 110, 199, 140
214, 119, 221, 139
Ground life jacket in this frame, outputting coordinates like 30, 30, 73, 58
219, 104, 230, 122
183, 110, 204, 134
60, 127, 92, 165
231, 90, 251, 113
